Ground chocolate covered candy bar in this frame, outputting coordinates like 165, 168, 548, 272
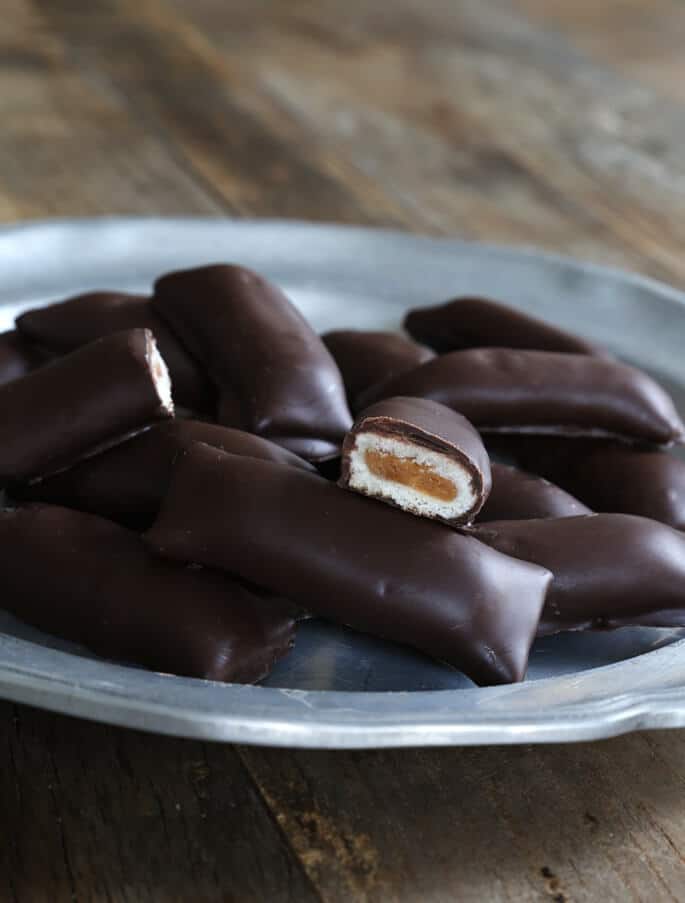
0, 330, 50, 385
358, 348, 685, 446
507, 439, 685, 531
0, 329, 173, 485
322, 329, 435, 410
0, 504, 295, 682
404, 296, 601, 355
146, 443, 552, 685
17, 291, 214, 413
478, 463, 591, 522
469, 514, 685, 635
339, 396, 491, 525
16, 420, 315, 524
153, 264, 352, 460
558, 447, 685, 530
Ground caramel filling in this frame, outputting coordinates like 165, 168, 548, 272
364, 449, 458, 502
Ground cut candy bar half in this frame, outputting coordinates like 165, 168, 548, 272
339, 396, 491, 525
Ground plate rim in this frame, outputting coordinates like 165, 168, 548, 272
3, 214, 685, 311
2, 635, 685, 747
3, 215, 685, 748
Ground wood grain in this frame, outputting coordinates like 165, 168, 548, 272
2, 0, 685, 900
165, 0, 685, 282
240, 737, 685, 902
0, 701, 320, 903
0, 3, 223, 219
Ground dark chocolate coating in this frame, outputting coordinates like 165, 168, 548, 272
339, 396, 492, 524
468, 514, 685, 635
152, 265, 352, 461
0, 329, 173, 485
357, 348, 685, 446
483, 434, 574, 470
16, 420, 315, 524
0, 330, 50, 385
16, 291, 214, 413
321, 329, 435, 410
0, 504, 295, 682
316, 457, 342, 482
509, 439, 685, 531
563, 448, 685, 530
404, 296, 601, 355
478, 463, 591, 522
146, 443, 552, 686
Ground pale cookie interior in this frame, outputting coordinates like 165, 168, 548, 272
146, 335, 174, 414
347, 432, 478, 521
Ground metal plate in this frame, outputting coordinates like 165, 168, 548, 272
2, 216, 685, 748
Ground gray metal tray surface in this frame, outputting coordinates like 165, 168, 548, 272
1, 217, 684, 748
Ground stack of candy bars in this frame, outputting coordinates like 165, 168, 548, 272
3, 268, 685, 687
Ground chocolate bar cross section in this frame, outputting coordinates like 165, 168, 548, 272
339, 396, 491, 525
17, 291, 214, 413
0, 328, 173, 486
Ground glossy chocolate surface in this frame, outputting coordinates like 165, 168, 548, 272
16, 291, 214, 413
357, 348, 685, 445
322, 329, 435, 410
16, 420, 315, 524
339, 396, 491, 524
404, 296, 601, 355
0, 329, 173, 485
508, 439, 685, 531
0, 504, 296, 682
563, 448, 685, 530
469, 514, 685, 635
146, 443, 551, 685
478, 462, 591, 522
0, 330, 49, 385
153, 264, 352, 460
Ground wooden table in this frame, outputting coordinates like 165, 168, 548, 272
3, 1, 685, 900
